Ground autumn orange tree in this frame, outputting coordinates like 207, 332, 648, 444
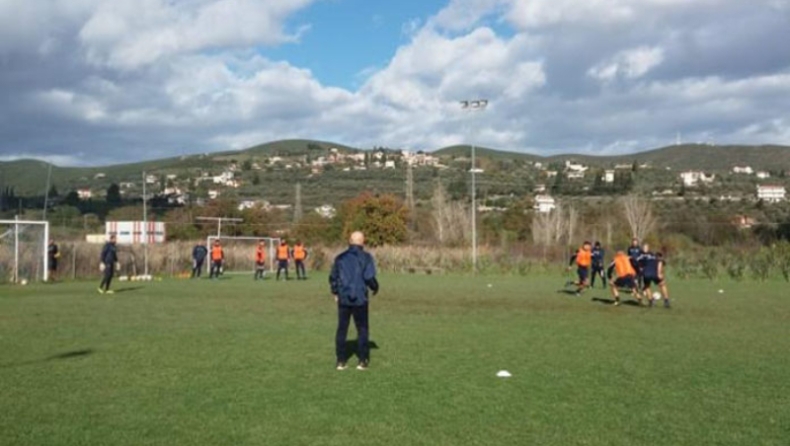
339, 192, 409, 247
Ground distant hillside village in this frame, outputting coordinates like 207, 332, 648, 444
1, 142, 789, 247
30, 148, 788, 220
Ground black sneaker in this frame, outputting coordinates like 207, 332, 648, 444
336, 362, 347, 371
356, 360, 369, 371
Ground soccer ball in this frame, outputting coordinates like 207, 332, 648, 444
652, 291, 662, 300
19, 279, 28, 286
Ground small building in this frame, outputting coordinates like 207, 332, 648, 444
208, 190, 220, 200
567, 171, 585, 180
77, 189, 93, 200
756, 171, 771, 179
604, 170, 615, 184
94, 173, 106, 180
680, 171, 715, 187
732, 215, 756, 229
315, 204, 337, 219
534, 195, 556, 214
732, 166, 753, 175
757, 185, 786, 203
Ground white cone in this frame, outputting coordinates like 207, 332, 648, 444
496, 370, 512, 378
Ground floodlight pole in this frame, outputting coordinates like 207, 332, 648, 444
460, 99, 488, 274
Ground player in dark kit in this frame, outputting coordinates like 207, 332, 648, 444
590, 241, 606, 289
98, 235, 118, 294
640, 246, 671, 308
191, 241, 208, 278
627, 238, 644, 290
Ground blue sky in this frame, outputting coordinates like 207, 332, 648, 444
0, 0, 789, 166
267, 0, 445, 89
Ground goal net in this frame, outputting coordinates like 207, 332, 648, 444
206, 236, 281, 275
0, 219, 50, 283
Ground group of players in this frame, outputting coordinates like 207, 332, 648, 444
190, 239, 310, 281
567, 237, 671, 308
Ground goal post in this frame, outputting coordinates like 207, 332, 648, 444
206, 235, 281, 274
0, 219, 50, 283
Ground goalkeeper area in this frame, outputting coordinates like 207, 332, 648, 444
1, 274, 788, 445
0, 219, 49, 284
206, 235, 281, 274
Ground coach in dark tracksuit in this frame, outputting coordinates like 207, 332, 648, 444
329, 231, 379, 371
98, 235, 118, 294
192, 242, 208, 278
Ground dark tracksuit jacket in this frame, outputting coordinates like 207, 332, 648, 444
329, 245, 379, 306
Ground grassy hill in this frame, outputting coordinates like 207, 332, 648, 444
0, 140, 363, 196
434, 144, 790, 171
3, 140, 790, 197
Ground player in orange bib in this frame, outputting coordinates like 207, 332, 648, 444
607, 250, 639, 306
209, 239, 224, 280
276, 240, 290, 281
254, 239, 267, 281
293, 240, 309, 280
566, 241, 593, 295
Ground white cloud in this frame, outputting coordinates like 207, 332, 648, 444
78, 0, 315, 69
2, 0, 790, 165
589, 46, 665, 82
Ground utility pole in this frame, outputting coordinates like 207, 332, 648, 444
294, 182, 303, 223
43, 164, 53, 221
142, 171, 149, 276
406, 160, 415, 211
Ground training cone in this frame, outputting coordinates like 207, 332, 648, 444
496, 370, 512, 378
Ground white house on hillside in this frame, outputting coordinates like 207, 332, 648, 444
756, 171, 771, 179
732, 166, 753, 174
757, 185, 786, 203
604, 170, 615, 183
534, 195, 556, 213
680, 171, 715, 187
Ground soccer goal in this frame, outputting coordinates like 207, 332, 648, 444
206, 236, 281, 275
0, 219, 50, 283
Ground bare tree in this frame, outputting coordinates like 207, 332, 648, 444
622, 194, 657, 241
566, 204, 579, 247
431, 182, 470, 246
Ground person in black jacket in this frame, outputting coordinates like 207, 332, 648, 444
329, 231, 379, 371
590, 241, 606, 289
191, 241, 208, 278
98, 235, 118, 294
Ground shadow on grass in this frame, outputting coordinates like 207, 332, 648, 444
0, 348, 94, 369
115, 286, 144, 294
591, 297, 641, 307
557, 289, 580, 296
343, 340, 380, 361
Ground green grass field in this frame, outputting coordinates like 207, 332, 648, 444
1, 274, 788, 445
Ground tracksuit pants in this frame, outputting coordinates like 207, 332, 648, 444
335, 303, 369, 363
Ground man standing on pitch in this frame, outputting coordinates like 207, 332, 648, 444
293, 240, 308, 280
276, 239, 290, 281
254, 239, 267, 281
98, 234, 118, 294
48, 239, 60, 282
192, 241, 208, 278
209, 239, 224, 279
330, 231, 379, 371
